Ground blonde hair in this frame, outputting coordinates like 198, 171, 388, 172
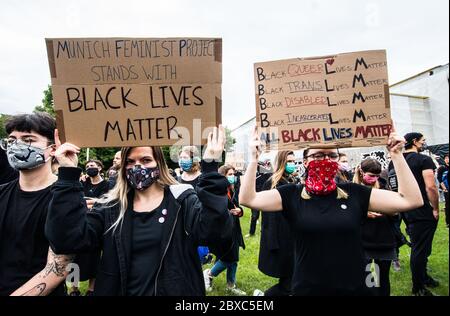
270, 151, 294, 189
98, 146, 178, 234
301, 186, 349, 200
179, 146, 201, 173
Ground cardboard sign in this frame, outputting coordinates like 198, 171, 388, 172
46, 38, 222, 147
225, 152, 245, 170
254, 50, 391, 150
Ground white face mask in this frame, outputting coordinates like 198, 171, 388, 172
7, 142, 52, 170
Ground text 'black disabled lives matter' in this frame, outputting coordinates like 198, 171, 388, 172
46, 38, 222, 148
254, 50, 392, 150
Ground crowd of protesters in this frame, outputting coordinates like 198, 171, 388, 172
0, 112, 447, 296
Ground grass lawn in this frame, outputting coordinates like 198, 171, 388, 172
205, 205, 448, 297
74, 205, 449, 296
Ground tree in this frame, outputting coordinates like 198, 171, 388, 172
78, 147, 121, 174
34, 85, 55, 117
0, 114, 10, 139
224, 126, 236, 152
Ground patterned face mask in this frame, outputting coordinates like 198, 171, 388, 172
126, 165, 160, 191
179, 159, 193, 172
305, 159, 339, 196
7, 142, 52, 171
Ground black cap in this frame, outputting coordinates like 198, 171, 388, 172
404, 132, 423, 147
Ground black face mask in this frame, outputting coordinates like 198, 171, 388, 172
126, 166, 160, 191
86, 168, 99, 177
419, 142, 428, 153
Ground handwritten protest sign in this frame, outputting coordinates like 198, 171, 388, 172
46, 38, 222, 147
225, 152, 246, 170
254, 50, 391, 150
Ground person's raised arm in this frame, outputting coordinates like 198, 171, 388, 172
45, 129, 105, 254
239, 127, 282, 212
369, 125, 423, 215
184, 125, 233, 244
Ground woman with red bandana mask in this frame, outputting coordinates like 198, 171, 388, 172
239, 126, 423, 296
354, 158, 397, 296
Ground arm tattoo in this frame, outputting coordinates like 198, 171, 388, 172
42, 249, 75, 278
21, 283, 47, 296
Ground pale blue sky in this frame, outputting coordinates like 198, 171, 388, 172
0, 0, 448, 129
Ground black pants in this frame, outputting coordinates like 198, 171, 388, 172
409, 221, 438, 290
249, 209, 260, 236
367, 259, 392, 296
444, 191, 449, 226
265, 276, 292, 296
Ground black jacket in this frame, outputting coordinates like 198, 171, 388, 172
258, 176, 295, 278
361, 183, 396, 251
45, 161, 233, 296
0, 148, 18, 185
361, 216, 397, 251
212, 187, 245, 262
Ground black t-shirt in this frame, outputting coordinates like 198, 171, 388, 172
126, 189, 168, 296
178, 176, 200, 189
0, 180, 64, 296
277, 183, 372, 296
82, 178, 110, 198
389, 153, 436, 222
0, 148, 19, 185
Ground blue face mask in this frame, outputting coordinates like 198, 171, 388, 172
179, 159, 193, 172
285, 162, 296, 175
227, 175, 236, 185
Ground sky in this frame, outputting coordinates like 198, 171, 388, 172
0, 0, 448, 130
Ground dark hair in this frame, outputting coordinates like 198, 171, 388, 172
404, 132, 424, 150
303, 148, 339, 160
303, 148, 310, 160
5, 112, 56, 143
86, 159, 104, 170
360, 158, 382, 174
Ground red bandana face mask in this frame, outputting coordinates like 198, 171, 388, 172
305, 159, 339, 196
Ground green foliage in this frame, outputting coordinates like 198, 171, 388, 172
34, 85, 55, 117
0, 114, 10, 139
78, 147, 121, 173
224, 126, 236, 152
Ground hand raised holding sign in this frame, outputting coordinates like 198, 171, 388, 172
54, 129, 80, 168
203, 125, 226, 162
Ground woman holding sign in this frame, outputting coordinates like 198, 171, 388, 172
239, 126, 423, 296
45, 126, 234, 296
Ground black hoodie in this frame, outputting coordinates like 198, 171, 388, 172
45, 161, 233, 296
